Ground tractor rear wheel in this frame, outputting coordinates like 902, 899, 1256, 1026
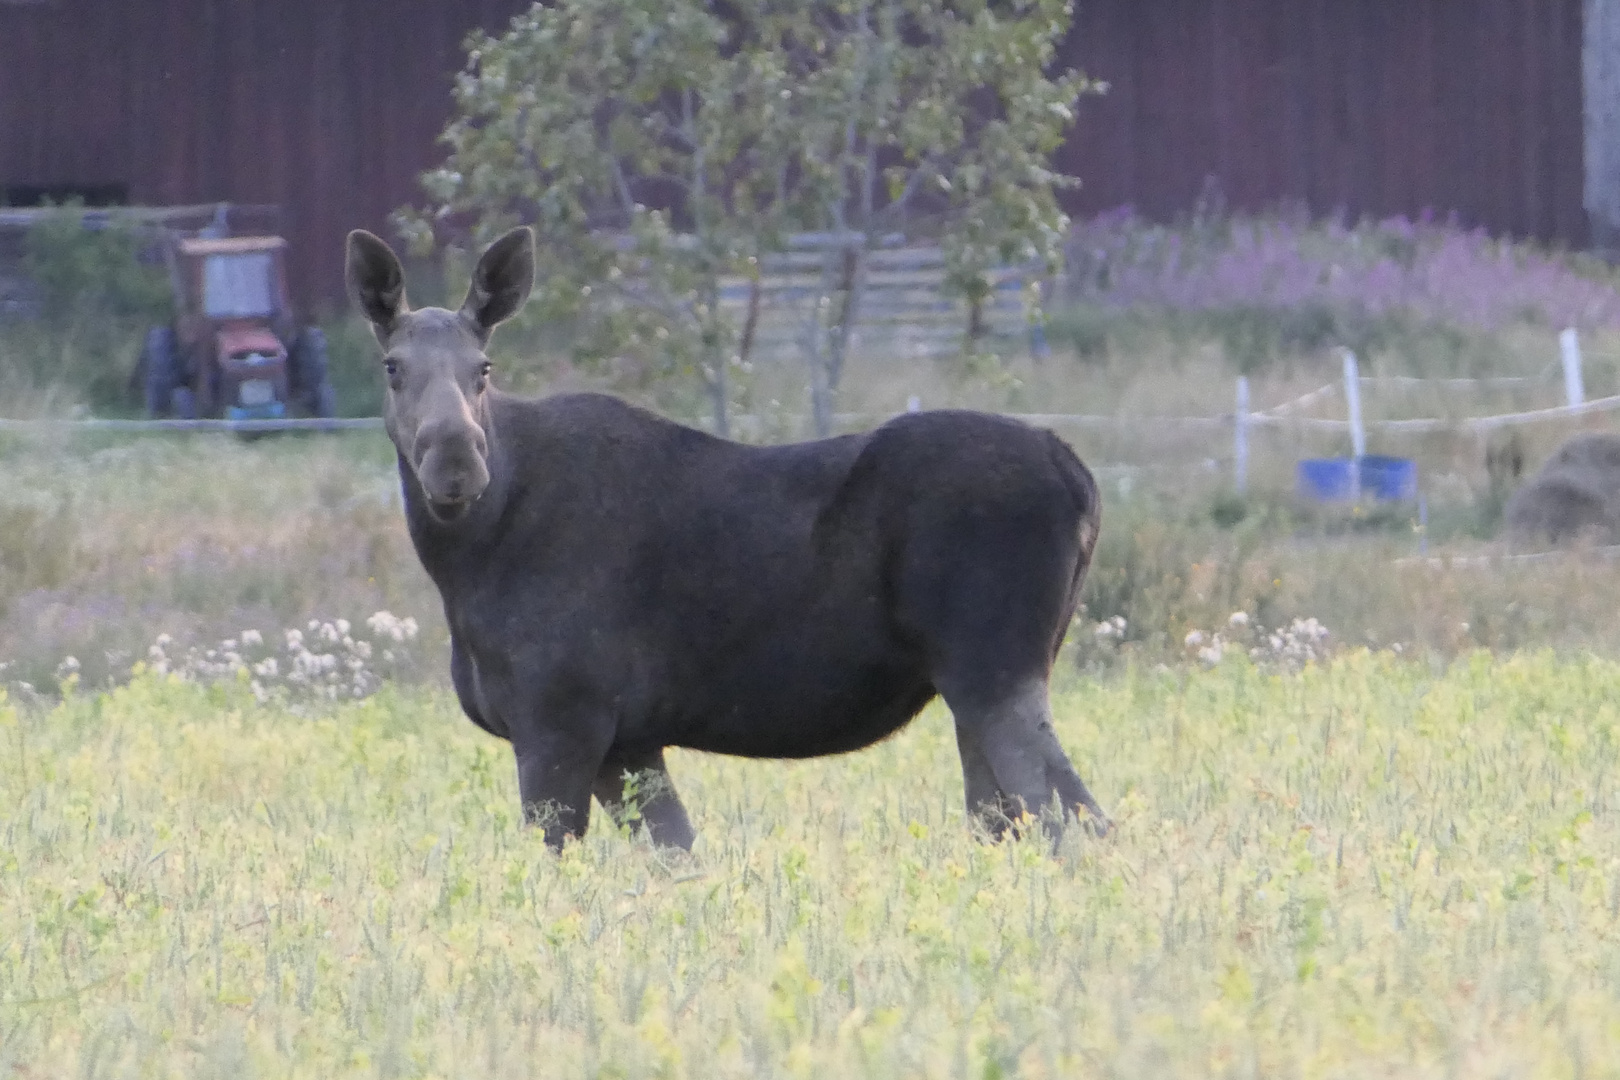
141, 326, 186, 418
290, 327, 337, 419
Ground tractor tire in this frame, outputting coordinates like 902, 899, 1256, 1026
313, 380, 338, 420
170, 386, 198, 420
141, 326, 185, 418
291, 327, 337, 419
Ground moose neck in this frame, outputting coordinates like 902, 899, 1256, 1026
398, 391, 512, 580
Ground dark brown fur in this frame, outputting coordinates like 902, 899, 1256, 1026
346, 227, 1110, 850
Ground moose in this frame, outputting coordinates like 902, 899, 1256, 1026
346, 226, 1111, 850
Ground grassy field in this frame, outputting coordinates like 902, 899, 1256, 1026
0, 431, 438, 692
9, 212, 1620, 1076
4, 652, 1620, 1077
8, 421, 1620, 696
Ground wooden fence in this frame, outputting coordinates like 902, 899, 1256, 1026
714, 238, 1045, 364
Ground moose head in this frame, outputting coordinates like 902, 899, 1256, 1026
344, 227, 534, 522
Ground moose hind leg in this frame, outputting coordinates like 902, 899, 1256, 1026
954, 719, 1019, 840
592, 747, 696, 851
949, 681, 1111, 838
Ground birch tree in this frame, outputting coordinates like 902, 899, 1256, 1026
403, 0, 1098, 435
780, 0, 1096, 434
398, 0, 794, 435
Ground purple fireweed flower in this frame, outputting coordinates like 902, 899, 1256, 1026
1064, 209, 1620, 333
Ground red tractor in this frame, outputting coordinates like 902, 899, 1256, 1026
139, 221, 334, 421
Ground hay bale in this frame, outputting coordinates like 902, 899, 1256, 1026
1503, 432, 1620, 545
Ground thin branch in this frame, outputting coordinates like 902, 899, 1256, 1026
610, 160, 639, 219
643, 112, 697, 153
859, 144, 878, 224
873, 154, 944, 223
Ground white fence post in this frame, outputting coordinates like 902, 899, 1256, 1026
1234, 376, 1250, 495
1343, 348, 1366, 456
1561, 327, 1585, 408
1343, 349, 1365, 501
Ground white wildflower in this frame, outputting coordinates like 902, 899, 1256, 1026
240, 629, 263, 647
1184, 630, 1205, 647
1228, 611, 1250, 628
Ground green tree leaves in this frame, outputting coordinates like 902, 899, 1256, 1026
401, 0, 1098, 434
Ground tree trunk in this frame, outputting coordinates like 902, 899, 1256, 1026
700, 278, 729, 439
738, 273, 761, 375
1586, 0, 1620, 257
802, 240, 871, 438
708, 351, 729, 439
822, 246, 865, 418
809, 365, 833, 439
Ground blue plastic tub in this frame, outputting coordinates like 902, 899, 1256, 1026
1358, 455, 1418, 501
1296, 456, 1417, 503
1297, 458, 1357, 502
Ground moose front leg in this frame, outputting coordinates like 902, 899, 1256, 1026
591, 747, 697, 851
514, 736, 606, 850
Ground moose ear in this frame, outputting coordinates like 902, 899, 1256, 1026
459, 226, 534, 342
346, 230, 408, 341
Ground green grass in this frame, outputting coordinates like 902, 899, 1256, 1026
9, 216, 1620, 1075
0, 430, 438, 692
8, 408, 1620, 697
4, 651, 1620, 1076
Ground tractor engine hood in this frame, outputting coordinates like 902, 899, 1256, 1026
216, 325, 286, 360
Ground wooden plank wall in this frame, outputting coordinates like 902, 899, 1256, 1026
1057, 0, 1586, 244
0, 0, 531, 311
0, 0, 1591, 309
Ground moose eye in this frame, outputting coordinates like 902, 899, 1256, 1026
383, 358, 399, 377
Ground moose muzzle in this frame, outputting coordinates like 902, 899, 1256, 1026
412, 411, 490, 521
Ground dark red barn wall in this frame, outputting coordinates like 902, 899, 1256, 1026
0, 0, 531, 311
0, 0, 1593, 309
1058, 0, 1586, 244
